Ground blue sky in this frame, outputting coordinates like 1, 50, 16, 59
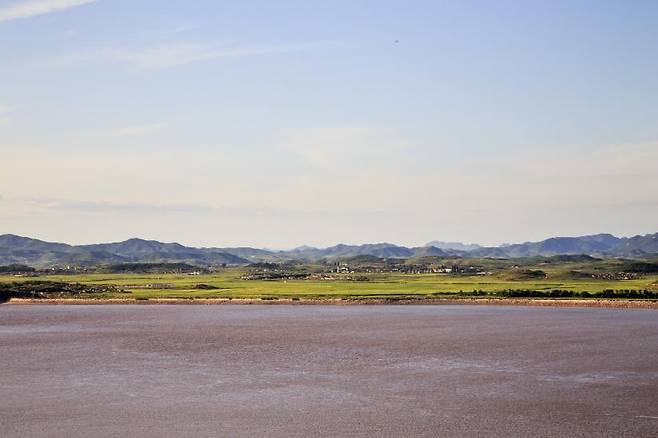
1, 0, 657, 248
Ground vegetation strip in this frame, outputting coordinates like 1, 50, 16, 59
6, 297, 658, 309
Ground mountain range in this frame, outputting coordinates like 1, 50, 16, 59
0, 233, 656, 268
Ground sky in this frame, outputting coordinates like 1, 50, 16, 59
1, 0, 657, 248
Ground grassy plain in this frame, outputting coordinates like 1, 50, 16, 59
2, 268, 657, 300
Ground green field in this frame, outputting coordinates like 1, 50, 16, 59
2, 268, 657, 300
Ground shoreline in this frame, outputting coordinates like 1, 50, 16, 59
4, 297, 658, 309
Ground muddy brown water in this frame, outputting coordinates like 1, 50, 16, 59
1, 305, 657, 437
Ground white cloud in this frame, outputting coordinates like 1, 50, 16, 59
0, 0, 97, 23
112, 122, 168, 136
57, 41, 324, 69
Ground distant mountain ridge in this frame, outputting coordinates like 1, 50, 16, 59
0, 232, 657, 267
0, 235, 248, 268
425, 241, 482, 251
474, 233, 622, 258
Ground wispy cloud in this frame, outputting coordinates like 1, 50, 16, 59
283, 127, 408, 165
57, 41, 327, 69
166, 25, 198, 36
12, 195, 393, 218
0, 0, 97, 23
15, 197, 214, 214
0, 104, 13, 126
112, 122, 169, 136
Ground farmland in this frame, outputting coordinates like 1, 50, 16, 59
2, 262, 657, 301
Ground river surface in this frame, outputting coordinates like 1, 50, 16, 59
1, 305, 657, 437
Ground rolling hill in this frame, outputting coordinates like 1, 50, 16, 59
0, 235, 248, 267
0, 232, 656, 267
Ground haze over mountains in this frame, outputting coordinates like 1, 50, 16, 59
0, 233, 656, 268
425, 241, 483, 251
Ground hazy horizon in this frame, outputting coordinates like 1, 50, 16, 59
2, 0, 657, 248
